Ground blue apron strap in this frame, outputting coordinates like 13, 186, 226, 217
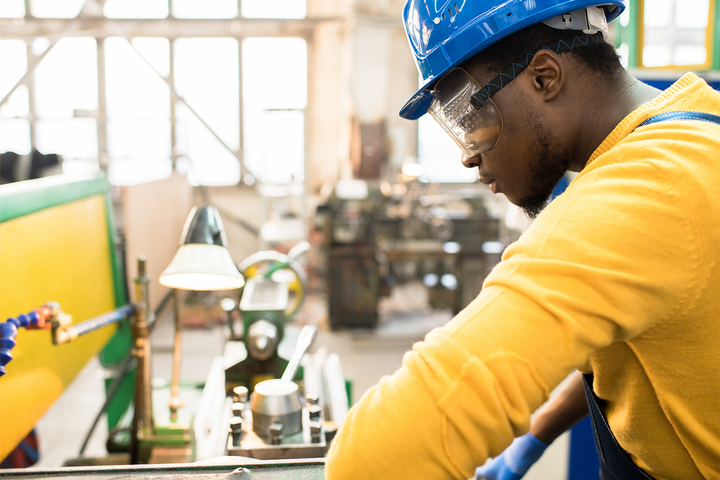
582, 374, 657, 480
636, 111, 720, 129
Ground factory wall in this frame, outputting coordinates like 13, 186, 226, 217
305, 0, 419, 191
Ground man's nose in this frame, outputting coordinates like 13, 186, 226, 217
462, 154, 481, 168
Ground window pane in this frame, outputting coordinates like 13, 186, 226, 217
105, 37, 170, 120
105, 38, 171, 185
418, 116, 478, 183
103, 0, 168, 19
173, 0, 238, 19
676, 0, 709, 28
242, 0, 306, 19
250, 110, 305, 184
174, 38, 239, 151
243, 37, 306, 184
643, 45, 672, 67
0, 119, 31, 154
108, 156, 173, 186
243, 38, 307, 109
32, 37, 51, 56
674, 45, 707, 65
642, 0, 709, 67
176, 102, 240, 186
107, 119, 171, 185
644, 0, 673, 27
34, 38, 97, 118
0, 0, 24, 17
0, 40, 27, 102
35, 119, 98, 166
107, 120, 171, 158
0, 85, 29, 118
30, 0, 84, 18
132, 37, 170, 78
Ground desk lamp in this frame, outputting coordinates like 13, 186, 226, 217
159, 206, 244, 421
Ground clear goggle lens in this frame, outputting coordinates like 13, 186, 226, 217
428, 68, 503, 157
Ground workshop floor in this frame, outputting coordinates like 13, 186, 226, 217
28, 283, 569, 479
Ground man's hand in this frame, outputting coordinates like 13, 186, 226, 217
475, 433, 549, 480
476, 371, 589, 480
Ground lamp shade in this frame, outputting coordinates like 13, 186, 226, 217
159, 206, 245, 291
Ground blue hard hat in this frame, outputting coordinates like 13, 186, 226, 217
400, 0, 626, 119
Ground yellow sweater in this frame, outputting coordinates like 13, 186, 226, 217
325, 73, 720, 480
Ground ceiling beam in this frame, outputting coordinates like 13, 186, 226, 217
0, 17, 349, 39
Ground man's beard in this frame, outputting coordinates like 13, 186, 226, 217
517, 122, 573, 219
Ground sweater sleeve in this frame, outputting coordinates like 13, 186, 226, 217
325, 154, 701, 480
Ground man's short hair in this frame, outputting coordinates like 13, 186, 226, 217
464, 22, 622, 79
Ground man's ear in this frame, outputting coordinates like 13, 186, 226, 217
528, 50, 564, 102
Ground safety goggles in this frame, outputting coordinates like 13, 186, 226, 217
428, 68, 503, 157
429, 32, 605, 157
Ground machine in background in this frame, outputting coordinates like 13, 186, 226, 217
316, 180, 504, 329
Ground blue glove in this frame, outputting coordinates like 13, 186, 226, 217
475, 433, 550, 480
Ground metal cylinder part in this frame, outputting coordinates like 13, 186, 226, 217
246, 320, 279, 361
250, 379, 302, 438
310, 422, 322, 444
306, 393, 319, 406
269, 423, 283, 445
231, 402, 245, 417
233, 386, 249, 403
229, 416, 243, 446
308, 404, 322, 421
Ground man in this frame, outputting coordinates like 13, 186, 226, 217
325, 0, 720, 479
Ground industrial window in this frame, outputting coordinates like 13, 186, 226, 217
242, 37, 307, 185
0, 40, 30, 155
34, 38, 99, 175
640, 0, 714, 68
103, 0, 169, 19
0, 0, 310, 187
28, 0, 85, 18
174, 38, 241, 186
242, 0, 307, 19
172, 0, 238, 19
0, 0, 24, 17
105, 37, 172, 185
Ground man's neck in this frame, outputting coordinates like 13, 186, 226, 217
569, 70, 661, 171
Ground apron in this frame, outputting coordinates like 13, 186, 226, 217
582, 374, 656, 480
581, 110, 720, 480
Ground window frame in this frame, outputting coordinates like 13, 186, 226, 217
0, 2, 314, 186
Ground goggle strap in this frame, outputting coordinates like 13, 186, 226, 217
470, 32, 604, 109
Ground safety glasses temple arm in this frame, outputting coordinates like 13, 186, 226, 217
470, 32, 604, 109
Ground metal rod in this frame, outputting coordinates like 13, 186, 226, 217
281, 325, 317, 383
169, 39, 178, 170
168, 289, 183, 421
237, 28, 246, 179
96, 36, 109, 171
79, 287, 172, 456
58, 304, 136, 343
130, 256, 153, 464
